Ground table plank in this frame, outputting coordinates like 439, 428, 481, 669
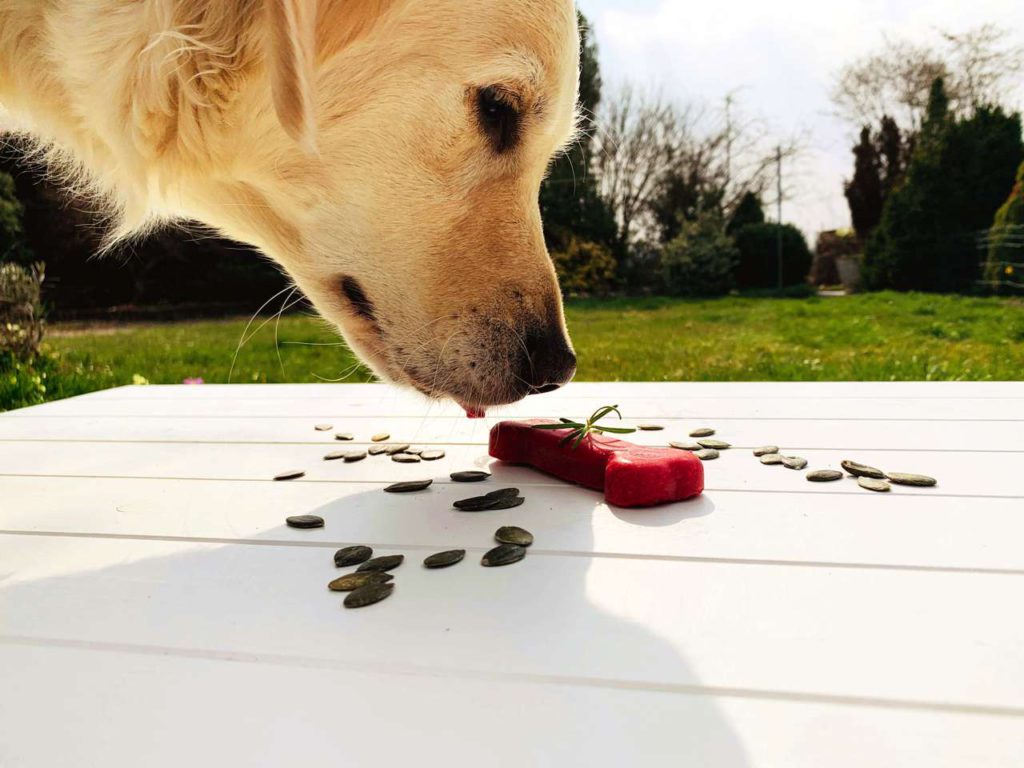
2, 642, 1021, 768
2, 476, 1022, 572
3, 534, 1023, 711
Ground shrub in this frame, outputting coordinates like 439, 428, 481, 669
0, 170, 32, 264
982, 161, 1024, 294
732, 223, 813, 289
726, 192, 765, 235
0, 261, 45, 358
660, 217, 739, 297
551, 238, 617, 296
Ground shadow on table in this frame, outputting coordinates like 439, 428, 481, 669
2, 477, 750, 765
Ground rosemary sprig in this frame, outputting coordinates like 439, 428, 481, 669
532, 404, 637, 449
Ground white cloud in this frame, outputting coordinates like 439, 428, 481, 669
578, 0, 1024, 238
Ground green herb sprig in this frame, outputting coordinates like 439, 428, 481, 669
532, 404, 637, 449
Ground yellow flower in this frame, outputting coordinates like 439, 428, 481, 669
1006, 265, 1015, 276
131, 374, 150, 386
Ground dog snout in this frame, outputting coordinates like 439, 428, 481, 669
521, 324, 576, 395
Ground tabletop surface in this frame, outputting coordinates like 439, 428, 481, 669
1, 381, 1022, 767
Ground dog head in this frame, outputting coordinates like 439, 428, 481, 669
190, 0, 581, 411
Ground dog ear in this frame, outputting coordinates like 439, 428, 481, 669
266, 0, 318, 153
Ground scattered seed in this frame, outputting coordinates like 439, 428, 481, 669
372, 433, 391, 442
274, 470, 305, 481
344, 582, 395, 608
334, 433, 354, 441
328, 572, 392, 592
495, 526, 533, 547
314, 424, 333, 432
385, 444, 412, 455
697, 438, 731, 450
423, 549, 466, 569
760, 454, 784, 465
694, 448, 719, 461
344, 451, 367, 462
485, 487, 521, 500
690, 428, 715, 437
384, 479, 433, 493
323, 451, 348, 461
807, 469, 843, 482
753, 446, 780, 457
842, 460, 886, 479
487, 496, 526, 511
285, 514, 323, 529
453, 494, 525, 512
637, 424, 664, 431
782, 456, 808, 470
669, 441, 703, 451
420, 450, 446, 461
368, 446, 389, 456
858, 477, 891, 492
451, 471, 491, 482
392, 454, 421, 464
357, 554, 405, 572
886, 472, 937, 487
482, 544, 526, 567
334, 545, 373, 567
404, 447, 424, 456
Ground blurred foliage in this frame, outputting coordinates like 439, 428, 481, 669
660, 215, 739, 297
551, 238, 617, 296
982, 161, 1024, 294
0, 261, 46, 357
732, 222, 813, 289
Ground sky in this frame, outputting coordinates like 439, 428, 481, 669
577, 0, 1024, 239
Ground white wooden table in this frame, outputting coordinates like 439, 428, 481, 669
1, 381, 1022, 766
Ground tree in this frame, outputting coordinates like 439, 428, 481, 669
539, 10, 618, 254
982, 161, 1024, 294
832, 24, 1024, 132
844, 127, 883, 240
733, 223, 813, 289
660, 213, 739, 297
864, 79, 1024, 292
0, 170, 31, 264
726, 192, 765, 235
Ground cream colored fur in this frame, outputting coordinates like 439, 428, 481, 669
0, 0, 580, 407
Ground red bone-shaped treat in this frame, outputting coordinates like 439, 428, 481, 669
489, 419, 704, 507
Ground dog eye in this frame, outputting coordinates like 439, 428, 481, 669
476, 86, 521, 154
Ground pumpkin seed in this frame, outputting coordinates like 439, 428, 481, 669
344, 582, 395, 608
357, 554, 405, 572
323, 451, 348, 461
385, 444, 412, 455
392, 454, 421, 464
421, 450, 446, 461
481, 544, 526, 567
858, 477, 891, 492
694, 448, 719, 461
760, 454, 784, 465
753, 446, 779, 457
285, 514, 323, 529
372, 433, 391, 442
886, 472, 937, 487
454, 494, 525, 512
314, 424, 333, 431
368, 446, 389, 456
344, 450, 367, 463
274, 469, 305, 481
404, 447, 424, 456
637, 423, 664, 431
495, 526, 533, 547
451, 471, 491, 482
334, 433, 354, 441
334, 545, 373, 567
423, 549, 466, 568
842, 460, 886, 479
669, 441, 703, 451
328, 571, 392, 592
806, 469, 843, 482
782, 456, 808, 470
384, 479, 432, 493
697, 438, 731, 450
485, 487, 521, 500
690, 427, 715, 437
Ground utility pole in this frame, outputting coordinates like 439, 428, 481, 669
724, 92, 734, 194
776, 145, 783, 292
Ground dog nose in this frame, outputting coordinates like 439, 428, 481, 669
521, 325, 577, 395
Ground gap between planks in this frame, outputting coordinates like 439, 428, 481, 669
2, 634, 1022, 719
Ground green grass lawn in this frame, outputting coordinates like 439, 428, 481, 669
3, 292, 1022, 410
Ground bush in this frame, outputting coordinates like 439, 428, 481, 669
660, 217, 739, 297
0, 261, 45, 357
0, 170, 32, 264
864, 79, 1024, 293
726, 192, 765, 235
982, 161, 1024, 294
732, 223, 813, 289
551, 238, 617, 296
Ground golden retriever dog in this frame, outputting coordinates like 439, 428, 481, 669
0, 0, 580, 412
